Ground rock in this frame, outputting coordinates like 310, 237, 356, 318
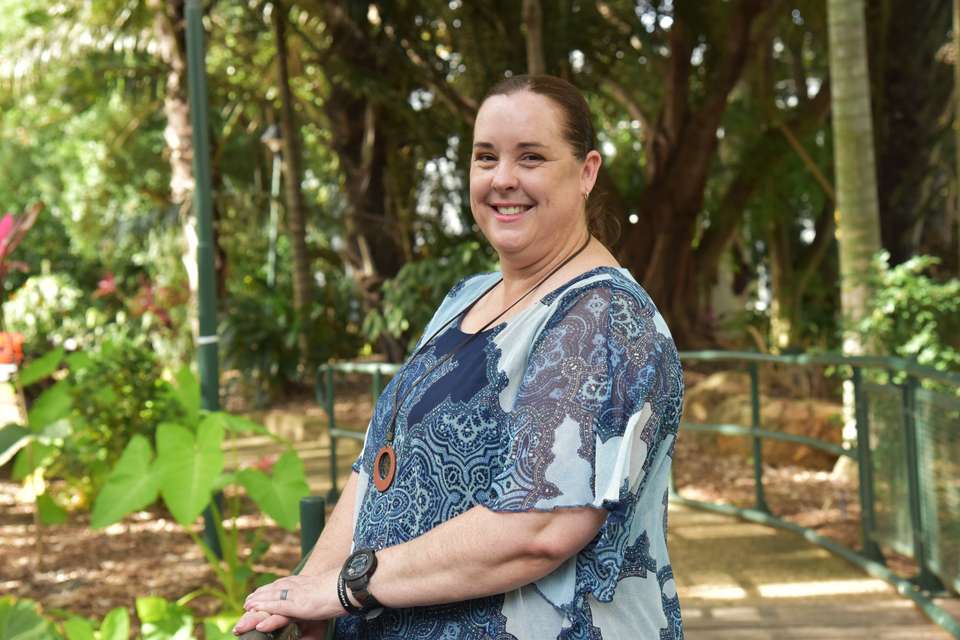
683, 372, 843, 469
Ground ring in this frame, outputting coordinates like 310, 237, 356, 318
280, 589, 288, 601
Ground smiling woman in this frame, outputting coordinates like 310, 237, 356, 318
234, 75, 685, 640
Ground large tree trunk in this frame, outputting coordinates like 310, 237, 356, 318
317, 2, 410, 361
272, 0, 314, 372
868, 1, 954, 270
523, 0, 545, 75
614, 2, 770, 347
828, 0, 882, 351
827, 0, 883, 466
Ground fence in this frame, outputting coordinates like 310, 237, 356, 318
316, 352, 960, 637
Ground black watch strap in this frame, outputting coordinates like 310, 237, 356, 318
339, 549, 385, 620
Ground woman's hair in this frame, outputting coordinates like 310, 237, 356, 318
480, 74, 620, 246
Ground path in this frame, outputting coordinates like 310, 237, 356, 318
227, 414, 957, 638
670, 504, 953, 638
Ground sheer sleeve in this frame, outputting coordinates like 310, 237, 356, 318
481, 283, 683, 520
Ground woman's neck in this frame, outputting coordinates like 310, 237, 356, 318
497, 231, 593, 301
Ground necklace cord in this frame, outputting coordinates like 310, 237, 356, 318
385, 234, 593, 442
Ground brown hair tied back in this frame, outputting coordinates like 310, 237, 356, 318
481, 74, 621, 247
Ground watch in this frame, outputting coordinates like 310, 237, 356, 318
339, 548, 385, 620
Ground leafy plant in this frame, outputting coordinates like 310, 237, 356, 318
363, 239, 497, 354
90, 367, 310, 612
857, 252, 960, 373
52, 338, 181, 502
1, 594, 239, 639
0, 347, 75, 552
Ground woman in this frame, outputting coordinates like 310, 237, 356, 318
235, 74, 684, 640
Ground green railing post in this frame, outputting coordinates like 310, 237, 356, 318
852, 366, 885, 563
372, 366, 383, 401
901, 376, 946, 593
748, 362, 770, 513
325, 366, 339, 503
299, 496, 326, 559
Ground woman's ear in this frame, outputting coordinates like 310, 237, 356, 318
581, 150, 602, 195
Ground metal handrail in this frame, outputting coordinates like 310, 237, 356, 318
676, 351, 959, 638
316, 353, 960, 638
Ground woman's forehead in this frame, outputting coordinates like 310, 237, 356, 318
473, 91, 565, 145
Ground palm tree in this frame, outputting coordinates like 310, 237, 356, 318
827, 0, 882, 458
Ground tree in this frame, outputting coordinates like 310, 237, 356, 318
270, 0, 313, 372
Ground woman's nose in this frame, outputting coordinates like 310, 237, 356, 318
491, 162, 518, 191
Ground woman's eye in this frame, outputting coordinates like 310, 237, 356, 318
520, 154, 544, 163
474, 154, 496, 163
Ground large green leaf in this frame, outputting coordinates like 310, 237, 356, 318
202, 616, 238, 640
237, 450, 309, 531
90, 435, 159, 529
98, 608, 129, 640
26, 380, 72, 430
135, 597, 194, 640
12, 441, 56, 481
36, 493, 67, 525
62, 617, 94, 640
17, 348, 64, 387
0, 424, 30, 467
169, 367, 200, 424
202, 412, 273, 438
155, 422, 224, 526
0, 597, 60, 640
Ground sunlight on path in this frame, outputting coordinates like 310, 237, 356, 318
669, 504, 952, 639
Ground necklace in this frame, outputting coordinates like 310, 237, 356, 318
372, 234, 593, 492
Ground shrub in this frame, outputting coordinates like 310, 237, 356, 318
857, 252, 960, 373
51, 339, 182, 501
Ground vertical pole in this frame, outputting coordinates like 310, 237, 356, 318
299, 496, 326, 559
185, 0, 222, 558
902, 376, 945, 592
326, 366, 339, 502
372, 367, 383, 401
749, 362, 770, 513
852, 366, 884, 563
267, 153, 282, 288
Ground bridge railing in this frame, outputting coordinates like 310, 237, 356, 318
316, 353, 960, 636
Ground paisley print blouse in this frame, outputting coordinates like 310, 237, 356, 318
337, 267, 684, 640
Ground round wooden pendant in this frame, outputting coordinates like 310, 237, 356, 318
373, 445, 397, 492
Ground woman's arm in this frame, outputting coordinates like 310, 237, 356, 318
233, 472, 359, 636
239, 502, 607, 631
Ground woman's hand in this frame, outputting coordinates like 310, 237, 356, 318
231, 610, 328, 638
237, 571, 343, 633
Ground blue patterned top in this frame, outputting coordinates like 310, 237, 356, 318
337, 267, 684, 640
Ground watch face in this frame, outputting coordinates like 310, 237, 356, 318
347, 553, 370, 578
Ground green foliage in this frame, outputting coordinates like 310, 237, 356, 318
53, 339, 181, 500
0, 594, 244, 640
90, 367, 308, 611
220, 271, 365, 402
858, 252, 960, 372
236, 451, 310, 531
89, 435, 159, 529
364, 240, 498, 354
0, 596, 59, 640
2, 274, 86, 356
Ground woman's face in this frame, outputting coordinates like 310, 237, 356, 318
469, 90, 600, 262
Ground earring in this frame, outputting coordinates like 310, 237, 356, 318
582, 191, 590, 201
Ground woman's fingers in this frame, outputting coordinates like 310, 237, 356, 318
244, 577, 296, 610
232, 610, 270, 635
255, 613, 294, 633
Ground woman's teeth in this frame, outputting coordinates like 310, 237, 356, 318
497, 205, 528, 215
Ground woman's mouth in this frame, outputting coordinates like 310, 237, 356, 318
492, 204, 533, 221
